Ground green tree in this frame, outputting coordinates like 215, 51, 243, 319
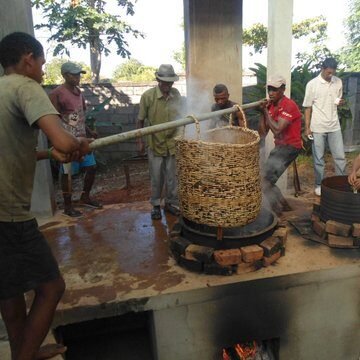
42, 58, 92, 85
112, 59, 156, 82
243, 16, 328, 59
340, 0, 360, 71
32, 0, 143, 84
173, 43, 185, 71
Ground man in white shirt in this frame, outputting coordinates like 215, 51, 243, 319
303, 58, 346, 196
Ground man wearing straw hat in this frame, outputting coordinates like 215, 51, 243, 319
136, 64, 183, 220
259, 74, 302, 215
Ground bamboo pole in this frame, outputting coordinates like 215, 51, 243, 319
89, 100, 264, 150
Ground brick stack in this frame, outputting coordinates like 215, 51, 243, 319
169, 223, 287, 275
311, 206, 360, 248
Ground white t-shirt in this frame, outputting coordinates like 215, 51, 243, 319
303, 74, 343, 133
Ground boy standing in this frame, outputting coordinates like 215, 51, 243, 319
49, 62, 102, 217
0, 32, 89, 360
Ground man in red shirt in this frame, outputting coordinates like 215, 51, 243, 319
259, 75, 302, 214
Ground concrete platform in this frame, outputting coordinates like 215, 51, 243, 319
2, 197, 359, 359
36, 198, 359, 325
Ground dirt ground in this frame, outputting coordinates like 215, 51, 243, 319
53, 153, 358, 209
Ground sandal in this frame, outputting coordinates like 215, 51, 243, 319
151, 206, 162, 220
63, 208, 83, 218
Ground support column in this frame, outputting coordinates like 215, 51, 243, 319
0, 0, 56, 217
184, 0, 243, 114
266, 0, 294, 192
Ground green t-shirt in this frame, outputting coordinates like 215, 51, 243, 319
0, 74, 59, 221
138, 86, 183, 156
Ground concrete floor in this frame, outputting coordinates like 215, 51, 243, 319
1, 196, 359, 359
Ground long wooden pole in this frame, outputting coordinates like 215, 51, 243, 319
89, 100, 263, 150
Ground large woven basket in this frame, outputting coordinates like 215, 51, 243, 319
175, 111, 261, 227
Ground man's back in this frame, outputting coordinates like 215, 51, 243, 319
0, 74, 58, 221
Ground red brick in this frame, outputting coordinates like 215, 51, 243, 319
277, 219, 287, 228
240, 245, 264, 263
328, 234, 355, 248
272, 228, 288, 246
312, 219, 326, 238
236, 260, 262, 274
262, 251, 281, 267
311, 213, 320, 223
184, 244, 214, 263
352, 223, 360, 238
313, 203, 321, 215
325, 220, 352, 237
260, 236, 282, 257
214, 249, 242, 266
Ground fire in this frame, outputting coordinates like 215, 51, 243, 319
222, 341, 258, 360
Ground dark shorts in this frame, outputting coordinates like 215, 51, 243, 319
0, 219, 61, 300
264, 144, 301, 185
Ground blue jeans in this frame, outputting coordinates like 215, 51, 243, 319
148, 148, 179, 207
312, 130, 346, 186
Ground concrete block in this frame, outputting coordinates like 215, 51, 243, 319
240, 245, 264, 263
325, 220, 352, 237
185, 244, 214, 264
262, 251, 281, 267
328, 234, 355, 248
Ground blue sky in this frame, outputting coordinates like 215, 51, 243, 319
33, 0, 349, 78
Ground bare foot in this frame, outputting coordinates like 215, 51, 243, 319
36, 344, 67, 359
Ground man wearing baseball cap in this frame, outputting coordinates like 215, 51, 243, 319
49, 61, 102, 217
259, 74, 302, 215
136, 64, 183, 220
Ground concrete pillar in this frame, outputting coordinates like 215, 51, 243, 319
183, 0, 243, 116
266, 0, 294, 192
0, 0, 55, 217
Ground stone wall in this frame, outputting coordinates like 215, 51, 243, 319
44, 81, 187, 163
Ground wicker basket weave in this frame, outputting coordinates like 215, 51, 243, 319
175, 110, 261, 227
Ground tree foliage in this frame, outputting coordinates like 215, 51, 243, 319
243, 16, 328, 55
32, 0, 143, 83
42, 58, 92, 85
173, 43, 185, 70
112, 59, 156, 82
340, 0, 360, 71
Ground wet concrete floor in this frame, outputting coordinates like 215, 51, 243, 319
37, 197, 360, 327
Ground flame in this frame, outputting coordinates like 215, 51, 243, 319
222, 341, 258, 360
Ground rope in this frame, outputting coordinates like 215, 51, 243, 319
186, 114, 201, 139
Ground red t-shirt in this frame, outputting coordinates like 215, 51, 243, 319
268, 96, 302, 149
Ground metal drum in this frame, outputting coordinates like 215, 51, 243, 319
320, 176, 360, 225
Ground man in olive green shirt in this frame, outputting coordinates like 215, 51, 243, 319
137, 64, 183, 220
0, 32, 89, 360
